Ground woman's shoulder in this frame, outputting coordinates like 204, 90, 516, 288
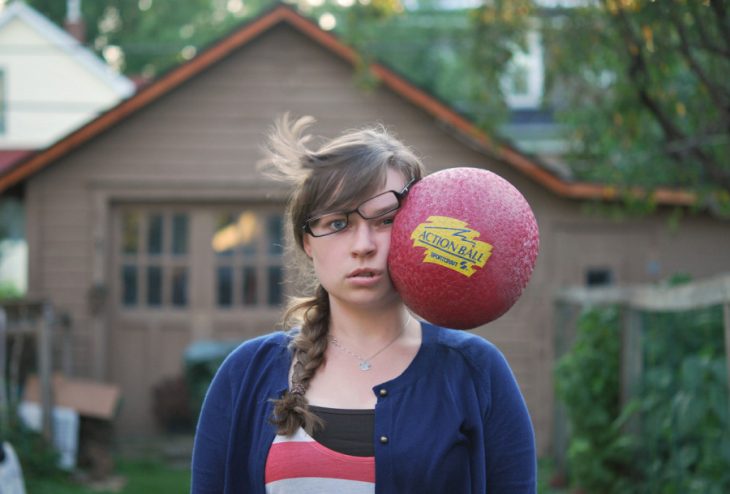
422, 321, 509, 375
425, 321, 499, 352
220, 330, 292, 370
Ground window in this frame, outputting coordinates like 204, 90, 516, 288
119, 210, 190, 308
213, 210, 285, 308
586, 268, 613, 287
501, 31, 544, 109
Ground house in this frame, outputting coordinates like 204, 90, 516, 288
0, 1, 134, 151
0, 0, 134, 293
0, 4, 727, 456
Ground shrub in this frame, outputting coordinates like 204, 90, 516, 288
638, 307, 730, 493
554, 307, 639, 493
555, 304, 730, 493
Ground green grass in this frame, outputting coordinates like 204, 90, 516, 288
539, 458, 570, 494
24, 459, 190, 494
25, 457, 566, 493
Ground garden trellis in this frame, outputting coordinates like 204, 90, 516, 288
0, 300, 72, 442
552, 273, 730, 480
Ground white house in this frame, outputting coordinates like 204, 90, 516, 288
0, 1, 134, 150
0, 0, 134, 295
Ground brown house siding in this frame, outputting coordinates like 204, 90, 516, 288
22, 20, 730, 456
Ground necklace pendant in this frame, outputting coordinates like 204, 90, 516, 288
359, 361, 372, 371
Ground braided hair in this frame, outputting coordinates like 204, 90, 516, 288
260, 114, 424, 435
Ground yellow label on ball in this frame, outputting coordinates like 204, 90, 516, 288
410, 216, 493, 277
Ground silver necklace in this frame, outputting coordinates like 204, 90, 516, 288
329, 313, 412, 371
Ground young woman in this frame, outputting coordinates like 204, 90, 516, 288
191, 115, 536, 493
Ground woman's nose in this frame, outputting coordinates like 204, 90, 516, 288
350, 220, 377, 257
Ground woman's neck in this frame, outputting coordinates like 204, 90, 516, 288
328, 300, 412, 348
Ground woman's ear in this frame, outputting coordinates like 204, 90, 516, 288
303, 234, 313, 258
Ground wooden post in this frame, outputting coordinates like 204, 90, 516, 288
39, 302, 54, 442
621, 307, 643, 433
0, 307, 8, 431
551, 300, 574, 475
724, 303, 730, 415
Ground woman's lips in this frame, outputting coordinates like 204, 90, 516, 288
347, 268, 383, 285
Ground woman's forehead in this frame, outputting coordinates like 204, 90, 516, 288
317, 168, 405, 213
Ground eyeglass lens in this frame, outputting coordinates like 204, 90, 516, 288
308, 191, 400, 236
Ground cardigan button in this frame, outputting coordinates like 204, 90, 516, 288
379, 388, 388, 397
380, 435, 389, 444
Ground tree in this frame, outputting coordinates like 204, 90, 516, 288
25, 0, 273, 77
314, 0, 730, 212
529, 0, 729, 209
23, 0, 730, 211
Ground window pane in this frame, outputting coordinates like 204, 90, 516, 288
172, 267, 188, 307
147, 214, 164, 255
268, 266, 283, 306
238, 211, 258, 257
586, 268, 613, 287
122, 212, 140, 255
217, 266, 233, 307
122, 265, 137, 306
242, 266, 257, 305
213, 213, 236, 257
172, 214, 188, 255
268, 215, 284, 255
147, 266, 162, 306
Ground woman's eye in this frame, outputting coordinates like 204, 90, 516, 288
328, 218, 348, 231
378, 215, 396, 227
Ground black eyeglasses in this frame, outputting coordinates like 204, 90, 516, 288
302, 178, 417, 237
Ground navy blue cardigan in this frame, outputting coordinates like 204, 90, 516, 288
191, 322, 536, 493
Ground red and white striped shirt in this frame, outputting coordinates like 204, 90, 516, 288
265, 427, 375, 493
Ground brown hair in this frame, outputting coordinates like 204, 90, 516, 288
260, 114, 424, 435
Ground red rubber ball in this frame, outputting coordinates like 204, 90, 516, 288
389, 167, 539, 329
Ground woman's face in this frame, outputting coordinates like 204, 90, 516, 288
303, 168, 407, 311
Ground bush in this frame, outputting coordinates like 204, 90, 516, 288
0, 280, 22, 300
1, 418, 64, 481
554, 307, 639, 493
555, 304, 730, 493
639, 307, 730, 493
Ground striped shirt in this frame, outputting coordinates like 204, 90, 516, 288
265, 427, 375, 493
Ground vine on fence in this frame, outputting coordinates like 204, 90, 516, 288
555, 305, 730, 493
554, 307, 639, 494
640, 307, 730, 493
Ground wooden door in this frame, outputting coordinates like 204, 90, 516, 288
108, 203, 285, 433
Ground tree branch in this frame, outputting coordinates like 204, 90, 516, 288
688, 0, 730, 58
709, 0, 730, 50
668, 2, 730, 113
605, 0, 730, 189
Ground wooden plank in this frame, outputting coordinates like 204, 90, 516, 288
551, 300, 574, 474
39, 303, 54, 442
0, 308, 8, 431
556, 273, 730, 312
621, 307, 643, 435
724, 303, 730, 415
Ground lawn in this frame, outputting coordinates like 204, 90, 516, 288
25, 459, 190, 494
24, 457, 567, 493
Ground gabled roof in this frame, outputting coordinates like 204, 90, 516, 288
0, 1, 134, 96
0, 150, 33, 174
0, 4, 694, 205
